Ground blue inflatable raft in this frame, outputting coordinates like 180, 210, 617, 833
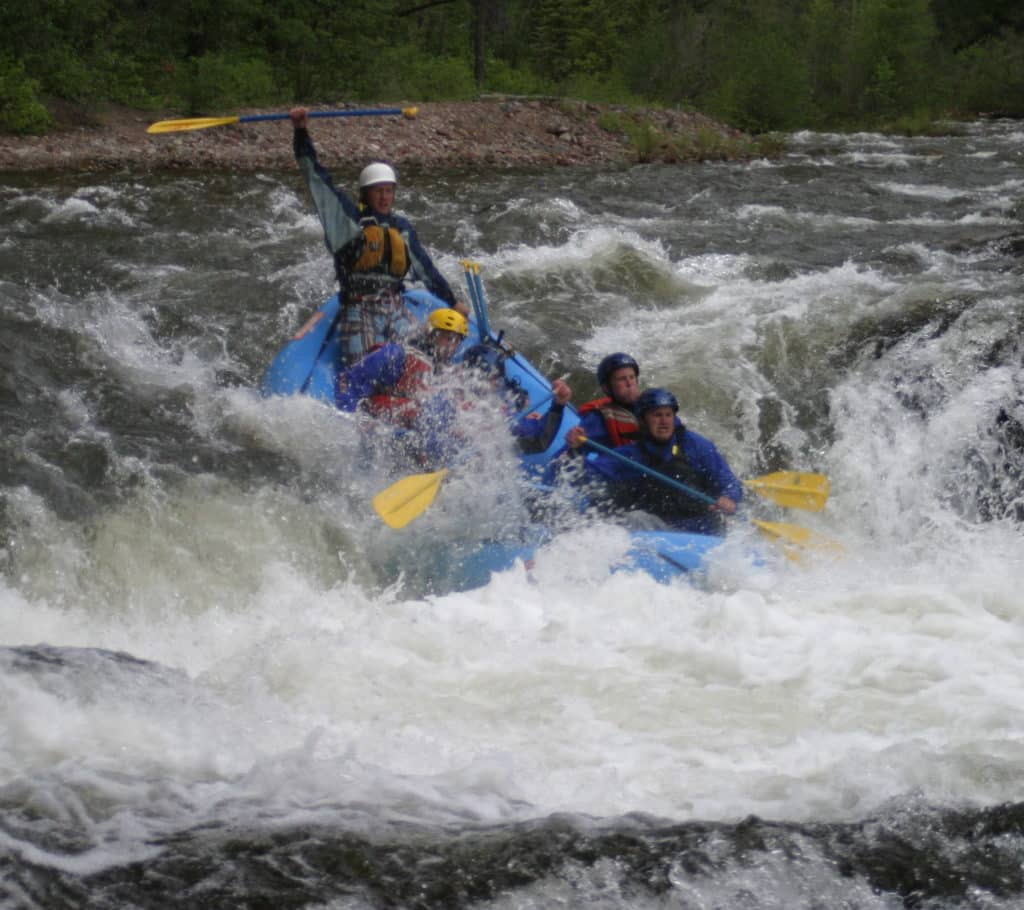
451, 527, 738, 591
260, 281, 753, 587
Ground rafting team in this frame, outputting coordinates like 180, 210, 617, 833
289, 107, 741, 536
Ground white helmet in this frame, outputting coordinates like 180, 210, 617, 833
358, 162, 397, 189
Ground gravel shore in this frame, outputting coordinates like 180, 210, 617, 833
0, 98, 747, 174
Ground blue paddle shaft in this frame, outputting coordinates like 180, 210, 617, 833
465, 270, 493, 340
583, 437, 717, 506
475, 272, 492, 338
240, 108, 407, 124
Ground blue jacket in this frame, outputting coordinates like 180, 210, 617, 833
335, 343, 411, 412
585, 421, 742, 535
293, 129, 457, 306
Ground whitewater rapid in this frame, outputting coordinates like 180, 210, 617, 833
1, 119, 1023, 907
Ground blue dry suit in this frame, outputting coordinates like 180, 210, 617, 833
584, 420, 743, 535
335, 342, 461, 468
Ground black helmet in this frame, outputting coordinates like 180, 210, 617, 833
596, 352, 639, 387
635, 387, 679, 417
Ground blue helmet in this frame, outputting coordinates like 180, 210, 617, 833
635, 388, 679, 417
596, 352, 640, 387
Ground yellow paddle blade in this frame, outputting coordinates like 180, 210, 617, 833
146, 115, 242, 134
752, 518, 814, 546
744, 471, 831, 512
372, 469, 449, 529
751, 518, 844, 560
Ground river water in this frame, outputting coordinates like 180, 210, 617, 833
2, 119, 1023, 908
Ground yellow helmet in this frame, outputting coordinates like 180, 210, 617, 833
427, 307, 469, 337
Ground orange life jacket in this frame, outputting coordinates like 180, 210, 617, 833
578, 396, 640, 446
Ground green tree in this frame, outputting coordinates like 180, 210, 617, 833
530, 0, 576, 82
3, 0, 1023, 134
698, 1, 814, 131
932, 0, 1024, 50
954, 29, 1024, 115
620, 1, 715, 104
845, 0, 939, 116
801, 0, 845, 121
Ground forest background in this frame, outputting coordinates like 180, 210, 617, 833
1, 0, 1022, 136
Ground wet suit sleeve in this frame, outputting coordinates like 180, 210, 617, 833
396, 215, 457, 307
682, 431, 743, 503
293, 127, 363, 256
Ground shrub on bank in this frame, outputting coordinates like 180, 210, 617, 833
0, 58, 51, 134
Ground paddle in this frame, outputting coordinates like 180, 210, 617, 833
580, 436, 831, 552
373, 468, 449, 529
460, 260, 493, 339
147, 106, 419, 135
744, 471, 830, 511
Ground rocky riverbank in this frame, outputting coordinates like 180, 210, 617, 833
0, 98, 754, 174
